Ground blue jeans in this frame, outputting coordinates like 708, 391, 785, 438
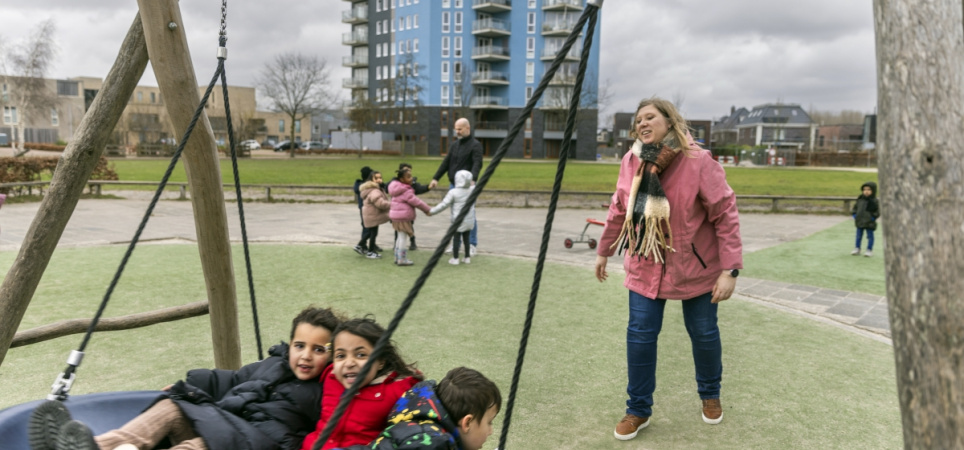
855, 228, 874, 250
448, 184, 478, 246
626, 291, 722, 418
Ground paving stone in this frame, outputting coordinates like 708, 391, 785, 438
825, 301, 875, 318
869, 305, 889, 316
847, 291, 885, 302
786, 284, 820, 292
771, 289, 813, 302
739, 285, 780, 298
755, 280, 792, 290
801, 295, 840, 307
816, 288, 849, 297
855, 314, 891, 331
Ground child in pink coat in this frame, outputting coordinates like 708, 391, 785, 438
387, 168, 431, 266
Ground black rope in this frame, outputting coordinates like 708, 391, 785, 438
220, 52, 264, 360
312, 4, 600, 448
496, 8, 598, 450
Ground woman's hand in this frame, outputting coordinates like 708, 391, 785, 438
161, 384, 174, 391
711, 271, 736, 303
595, 255, 609, 282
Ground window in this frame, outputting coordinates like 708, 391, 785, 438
526, 86, 533, 102
414, 14, 419, 28
2, 106, 17, 124
51, 108, 60, 125
528, 0, 536, 7
413, 62, 418, 76
137, 91, 143, 102
413, 38, 419, 52
376, 66, 382, 80
384, 20, 389, 33
399, 17, 404, 30
442, 12, 450, 33
442, 36, 450, 57
453, 85, 462, 106
406, 15, 411, 29
407, 39, 412, 53
391, 42, 396, 56
527, 37, 535, 58
150, 92, 156, 103
399, 41, 405, 54
376, 21, 382, 35
376, 44, 382, 58
278, 119, 284, 132
454, 61, 462, 81
56, 80, 79, 96
295, 120, 301, 133
441, 86, 450, 106
454, 36, 462, 58
454, 0, 462, 6
527, 13, 536, 33
376, 0, 381, 12
443, 0, 450, 6
526, 62, 534, 83
454, 12, 462, 33
391, 0, 396, 7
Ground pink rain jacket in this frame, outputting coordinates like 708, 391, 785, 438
597, 143, 743, 300
388, 180, 431, 222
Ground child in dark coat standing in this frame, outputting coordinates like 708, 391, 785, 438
354, 166, 376, 256
851, 181, 880, 257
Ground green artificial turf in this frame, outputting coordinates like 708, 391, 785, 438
104, 158, 877, 196
744, 221, 886, 296
0, 244, 900, 449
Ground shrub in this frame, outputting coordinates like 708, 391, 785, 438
0, 156, 118, 195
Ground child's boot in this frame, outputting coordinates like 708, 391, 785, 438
29, 400, 72, 450
398, 248, 414, 266
56, 420, 98, 450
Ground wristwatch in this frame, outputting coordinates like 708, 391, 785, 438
729, 269, 740, 278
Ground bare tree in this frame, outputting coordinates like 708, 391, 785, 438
255, 53, 337, 157
383, 53, 424, 152
875, 0, 964, 447
347, 96, 377, 152
0, 19, 57, 156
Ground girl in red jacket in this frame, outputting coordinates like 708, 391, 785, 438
300, 316, 421, 450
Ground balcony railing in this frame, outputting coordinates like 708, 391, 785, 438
472, 18, 511, 35
342, 29, 368, 45
472, 45, 510, 59
470, 96, 507, 108
342, 54, 369, 67
342, 77, 369, 89
542, 47, 581, 60
542, 21, 578, 35
342, 8, 368, 23
548, 74, 577, 85
543, 0, 583, 10
472, 0, 512, 13
474, 120, 509, 130
471, 71, 509, 84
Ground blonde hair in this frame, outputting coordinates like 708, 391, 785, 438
629, 97, 692, 153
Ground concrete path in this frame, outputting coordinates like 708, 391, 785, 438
0, 195, 890, 343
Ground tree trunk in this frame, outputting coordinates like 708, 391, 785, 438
0, 16, 149, 368
874, 0, 964, 447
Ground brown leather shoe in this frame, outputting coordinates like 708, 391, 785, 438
702, 398, 723, 424
614, 413, 649, 440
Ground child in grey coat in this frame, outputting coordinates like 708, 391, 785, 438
429, 170, 476, 265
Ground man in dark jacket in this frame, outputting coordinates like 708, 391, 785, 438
429, 118, 483, 254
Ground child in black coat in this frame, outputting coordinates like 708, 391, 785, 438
30, 306, 344, 450
851, 181, 880, 257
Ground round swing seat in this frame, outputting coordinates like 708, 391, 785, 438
0, 390, 162, 449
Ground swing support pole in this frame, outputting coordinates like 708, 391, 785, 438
137, 0, 242, 370
0, 16, 151, 368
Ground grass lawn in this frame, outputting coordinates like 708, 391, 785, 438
104, 157, 878, 196
1, 244, 901, 449
745, 221, 886, 296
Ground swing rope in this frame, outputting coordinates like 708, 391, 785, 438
46, 0, 264, 400
312, 3, 601, 448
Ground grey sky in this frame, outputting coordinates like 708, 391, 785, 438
0, 0, 877, 122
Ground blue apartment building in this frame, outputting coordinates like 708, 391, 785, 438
342, 0, 601, 159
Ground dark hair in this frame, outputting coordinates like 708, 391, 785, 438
398, 162, 413, 171
368, 170, 381, 181
289, 306, 345, 340
395, 167, 412, 179
437, 367, 502, 424
332, 315, 420, 379
360, 166, 373, 181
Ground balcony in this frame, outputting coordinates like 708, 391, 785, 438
474, 120, 509, 130
342, 8, 368, 24
342, 29, 368, 46
342, 54, 370, 68
471, 45, 510, 61
541, 46, 581, 61
472, 0, 512, 13
543, 0, 583, 10
548, 74, 577, 85
471, 71, 509, 86
472, 18, 510, 37
542, 21, 578, 36
342, 77, 369, 89
470, 96, 508, 109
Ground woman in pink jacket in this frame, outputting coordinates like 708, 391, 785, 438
388, 168, 431, 266
595, 98, 742, 441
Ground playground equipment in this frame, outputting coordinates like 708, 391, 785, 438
564, 218, 603, 249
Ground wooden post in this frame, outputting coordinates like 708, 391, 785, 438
137, 0, 242, 370
874, 0, 964, 447
0, 16, 150, 368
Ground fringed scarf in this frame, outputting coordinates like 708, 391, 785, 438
612, 139, 680, 263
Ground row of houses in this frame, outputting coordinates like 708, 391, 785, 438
0, 76, 345, 149
608, 103, 876, 154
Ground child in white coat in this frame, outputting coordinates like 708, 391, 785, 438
429, 170, 477, 265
